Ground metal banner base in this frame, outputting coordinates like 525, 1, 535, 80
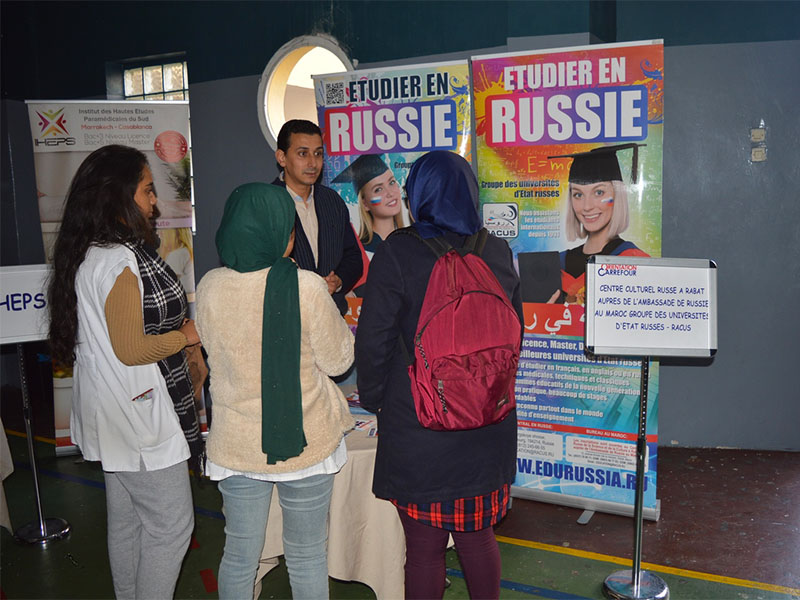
13, 343, 71, 547
603, 569, 669, 600
510, 487, 661, 522
15, 517, 71, 545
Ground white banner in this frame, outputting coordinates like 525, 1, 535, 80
25, 100, 202, 448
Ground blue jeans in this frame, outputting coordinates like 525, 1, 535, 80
217, 473, 334, 600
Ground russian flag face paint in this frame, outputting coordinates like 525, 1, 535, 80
369, 197, 382, 205
601, 197, 614, 204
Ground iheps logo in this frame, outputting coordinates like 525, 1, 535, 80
34, 108, 76, 147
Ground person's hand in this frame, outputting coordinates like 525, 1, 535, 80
180, 319, 201, 346
324, 271, 342, 295
547, 289, 561, 304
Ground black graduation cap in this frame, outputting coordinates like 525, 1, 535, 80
549, 143, 646, 185
331, 154, 391, 194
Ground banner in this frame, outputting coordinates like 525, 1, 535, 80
472, 40, 664, 513
25, 100, 204, 449
314, 61, 472, 259
313, 60, 473, 407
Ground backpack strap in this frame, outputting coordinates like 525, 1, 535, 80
391, 226, 489, 258
390, 226, 453, 258
458, 228, 489, 257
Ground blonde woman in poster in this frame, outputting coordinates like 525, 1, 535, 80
551, 143, 649, 304
333, 154, 405, 254
158, 227, 195, 296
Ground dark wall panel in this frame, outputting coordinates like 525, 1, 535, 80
659, 40, 800, 450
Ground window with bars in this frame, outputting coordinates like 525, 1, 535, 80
122, 61, 189, 101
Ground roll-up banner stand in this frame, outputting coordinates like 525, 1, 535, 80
471, 40, 665, 520
313, 61, 473, 405
313, 59, 473, 250
25, 100, 203, 451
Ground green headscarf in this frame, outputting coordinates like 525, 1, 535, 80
215, 183, 305, 464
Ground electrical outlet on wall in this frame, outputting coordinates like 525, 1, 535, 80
749, 119, 767, 163
750, 127, 766, 143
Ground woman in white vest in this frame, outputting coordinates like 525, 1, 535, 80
48, 144, 202, 599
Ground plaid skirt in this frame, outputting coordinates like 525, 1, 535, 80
391, 483, 510, 532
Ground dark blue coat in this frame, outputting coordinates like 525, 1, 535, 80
355, 229, 523, 503
272, 179, 362, 315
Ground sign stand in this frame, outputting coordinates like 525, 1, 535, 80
602, 357, 667, 600
585, 255, 718, 600
1, 266, 70, 544
13, 344, 70, 544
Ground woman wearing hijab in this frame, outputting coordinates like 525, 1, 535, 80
195, 183, 354, 599
355, 151, 523, 600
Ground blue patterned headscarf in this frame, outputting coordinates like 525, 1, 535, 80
405, 151, 481, 239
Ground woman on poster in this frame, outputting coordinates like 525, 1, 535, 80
550, 143, 650, 304
332, 154, 405, 254
157, 227, 195, 296
48, 144, 203, 599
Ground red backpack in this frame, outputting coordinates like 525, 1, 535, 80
398, 228, 521, 431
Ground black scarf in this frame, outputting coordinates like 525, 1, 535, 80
125, 240, 204, 467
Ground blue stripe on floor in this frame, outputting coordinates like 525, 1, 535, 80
446, 568, 594, 599
16, 460, 225, 520
20, 457, 592, 598
16, 461, 106, 489
194, 505, 224, 520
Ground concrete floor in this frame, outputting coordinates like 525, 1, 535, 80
2, 432, 798, 599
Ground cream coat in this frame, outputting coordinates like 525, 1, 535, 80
195, 267, 354, 474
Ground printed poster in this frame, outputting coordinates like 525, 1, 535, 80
472, 40, 664, 511
313, 61, 473, 410
25, 100, 204, 448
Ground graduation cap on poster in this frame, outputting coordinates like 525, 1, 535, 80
331, 154, 391, 195
548, 143, 646, 185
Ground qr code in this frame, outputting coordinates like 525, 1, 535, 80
324, 82, 345, 106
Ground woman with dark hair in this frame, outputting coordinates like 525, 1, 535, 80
355, 151, 523, 599
48, 144, 202, 599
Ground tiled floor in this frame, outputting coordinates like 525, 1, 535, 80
2, 431, 798, 599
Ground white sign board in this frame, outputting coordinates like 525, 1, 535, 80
0, 265, 51, 344
585, 256, 717, 358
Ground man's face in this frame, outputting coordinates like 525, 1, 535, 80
276, 133, 324, 190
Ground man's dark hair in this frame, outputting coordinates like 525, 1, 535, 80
276, 119, 323, 155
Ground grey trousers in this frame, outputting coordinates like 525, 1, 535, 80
104, 460, 194, 600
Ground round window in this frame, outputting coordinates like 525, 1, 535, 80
257, 34, 353, 149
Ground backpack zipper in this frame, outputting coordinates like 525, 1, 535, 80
437, 379, 448, 414
415, 333, 429, 368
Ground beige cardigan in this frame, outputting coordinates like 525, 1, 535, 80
195, 267, 355, 474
